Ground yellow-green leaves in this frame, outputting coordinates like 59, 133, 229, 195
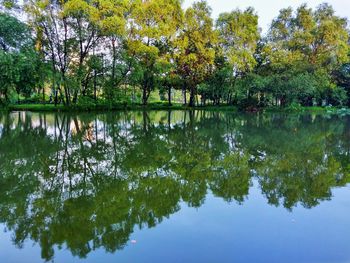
174, 0, 217, 105
125, 0, 183, 104
128, 0, 183, 53
176, 1, 216, 83
63, 0, 127, 36
130, 0, 182, 38
217, 8, 259, 75
267, 3, 349, 72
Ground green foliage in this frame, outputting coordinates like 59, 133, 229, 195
285, 102, 304, 112
76, 96, 97, 109
333, 62, 350, 105
0, 12, 32, 51
0, 2, 349, 109
126, 0, 183, 105
0, 13, 41, 104
217, 7, 260, 75
175, 0, 217, 106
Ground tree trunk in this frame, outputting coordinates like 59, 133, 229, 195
94, 69, 97, 102
4, 88, 8, 103
54, 89, 58, 106
111, 38, 116, 85
73, 89, 79, 104
142, 84, 148, 105
64, 85, 70, 106
189, 86, 195, 107
183, 85, 187, 105
227, 94, 232, 105
168, 86, 172, 106
42, 84, 45, 103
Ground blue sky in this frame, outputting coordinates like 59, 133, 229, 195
183, 0, 350, 33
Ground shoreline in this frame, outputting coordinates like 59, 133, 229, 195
1, 103, 349, 115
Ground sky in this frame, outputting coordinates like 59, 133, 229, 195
183, 0, 350, 33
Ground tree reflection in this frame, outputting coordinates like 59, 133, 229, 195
0, 111, 349, 261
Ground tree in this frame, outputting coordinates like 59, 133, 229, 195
255, 3, 350, 107
198, 52, 231, 105
334, 60, 350, 106
210, 7, 260, 105
0, 12, 32, 51
0, 12, 39, 103
216, 7, 260, 77
127, 0, 183, 105
63, 0, 127, 102
176, 0, 217, 106
266, 4, 348, 73
25, 0, 74, 105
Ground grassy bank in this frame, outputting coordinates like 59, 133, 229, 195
6, 103, 240, 112
3, 103, 350, 115
264, 105, 350, 115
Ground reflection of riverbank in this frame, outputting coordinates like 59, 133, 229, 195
0, 111, 349, 261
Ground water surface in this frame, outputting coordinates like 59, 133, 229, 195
0, 111, 349, 263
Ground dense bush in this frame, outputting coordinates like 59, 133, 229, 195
76, 96, 97, 110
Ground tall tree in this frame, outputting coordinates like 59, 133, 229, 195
216, 7, 260, 103
266, 4, 348, 72
63, 0, 127, 102
216, 7, 260, 76
259, 3, 350, 106
0, 12, 39, 103
127, 0, 183, 105
25, 0, 73, 105
176, 0, 217, 107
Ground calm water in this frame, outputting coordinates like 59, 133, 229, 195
0, 111, 350, 263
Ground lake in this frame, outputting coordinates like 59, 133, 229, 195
0, 110, 349, 263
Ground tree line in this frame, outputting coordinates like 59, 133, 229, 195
0, 0, 349, 108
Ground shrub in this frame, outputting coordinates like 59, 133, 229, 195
76, 96, 96, 110
326, 86, 347, 106
285, 102, 303, 112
